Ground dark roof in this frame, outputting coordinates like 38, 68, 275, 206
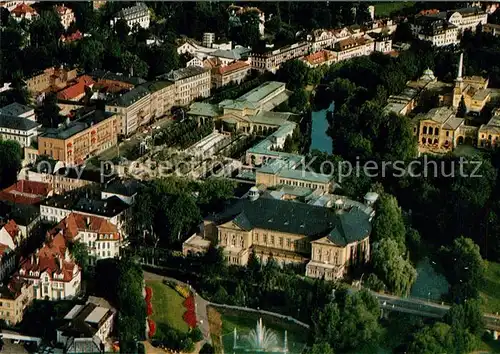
73, 195, 129, 218
144, 80, 174, 93
0, 102, 34, 117
108, 85, 150, 107
0, 114, 40, 131
89, 70, 146, 86
161, 66, 209, 81
54, 167, 117, 184
41, 111, 114, 140
0, 201, 40, 226
209, 197, 371, 246
452, 6, 484, 17
103, 179, 141, 197
58, 303, 113, 338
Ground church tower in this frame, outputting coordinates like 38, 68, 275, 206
453, 52, 464, 108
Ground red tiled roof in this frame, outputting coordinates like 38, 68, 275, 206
60, 30, 83, 43
216, 61, 250, 75
303, 50, 336, 65
0, 180, 52, 205
0, 244, 11, 257
2, 220, 19, 241
19, 233, 78, 282
57, 75, 95, 100
203, 58, 222, 69
48, 212, 120, 242
11, 3, 36, 16
419, 9, 440, 16
55, 5, 71, 15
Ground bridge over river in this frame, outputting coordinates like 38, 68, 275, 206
372, 292, 500, 333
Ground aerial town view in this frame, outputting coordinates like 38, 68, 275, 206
2, 0, 500, 353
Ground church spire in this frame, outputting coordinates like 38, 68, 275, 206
457, 52, 464, 82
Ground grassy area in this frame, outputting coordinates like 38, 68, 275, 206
373, 2, 415, 17
147, 280, 189, 333
480, 261, 500, 314
479, 336, 500, 354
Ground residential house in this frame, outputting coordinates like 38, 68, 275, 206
162, 66, 211, 106
478, 109, 500, 149
0, 180, 52, 205
57, 302, 115, 353
60, 30, 84, 44
0, 102, 35, 120
38, 110, 118, 165
55, 5, 75, 30
111, 2, 150, 30
0, 1, 35, 12
10, 2, 37, 21
210, 61, 251, 89
48, 212, 122, 263
250, 42, 310, 74
0, 113, 41, 147
101, 179, 141, 205
25, 67, 78, 95
17, 232, 81, 300
144, 81, 176, 121
307, 29, 336, 51
333, 36, 374, 62
0, 201, 41, 241
301, 50, 337, 68
0, 220, 19, 281
57, 75, 95, 101
105, 86, 151, 136
0, 279, 34, 325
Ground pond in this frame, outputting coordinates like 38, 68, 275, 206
410, 257, 449, 301
310, 102, 334, 154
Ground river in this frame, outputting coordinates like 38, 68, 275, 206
309, 102, 334, 154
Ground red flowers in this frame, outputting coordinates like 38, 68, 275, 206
182, 295, 197, 328
145, 286, 153, 302
148, 318, 156, 337
147, 301, 153, 316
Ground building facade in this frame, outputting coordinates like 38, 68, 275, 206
0, 279, 34, 325
0, 114, 40, 147
55, 5, 75, 30
251, 42, 310, 74
38, 111, 118, 165
211, 61, 251, 88
17, 233, 81, 300
201, 192, 371, 280
111, 2, 150, 30
163, 66, 211, 106
478, 109, 500, 149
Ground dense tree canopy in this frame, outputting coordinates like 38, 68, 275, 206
0, 139, 22, 189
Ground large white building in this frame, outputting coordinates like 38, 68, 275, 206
17, 232, 81, 300
111, 2, 150, 30
162, 66, 211, 106
411, 7, 487, 47
0, 114, 41, 148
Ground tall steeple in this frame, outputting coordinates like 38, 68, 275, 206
457, 52, 464, 83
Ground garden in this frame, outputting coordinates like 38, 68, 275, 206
145, 280, 203, 353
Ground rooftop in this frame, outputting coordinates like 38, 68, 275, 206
41, 110, 115, 140
162, 66, 209, 81
0, 200, 40, 226
0, 114, 40, 131
0, 180, 52, 205
89, 70, 146, 86
209, 197, 371, 246
108, 85, 150, 108
59, 303, 113, 338
103, 179, 142, 197
188, 102, 223, 117
0, 102, 34, 117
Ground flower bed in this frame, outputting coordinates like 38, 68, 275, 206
145, 286, 153, 302
175, 284, 191, 298
182, 295, 197, 328
148, 318, 156, 337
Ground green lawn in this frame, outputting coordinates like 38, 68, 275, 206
480, 261, 500, 314
147, 280, 189, 333
373, 2, 415, 17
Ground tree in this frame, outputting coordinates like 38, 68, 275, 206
121, 51, 149, 78
372, 238, 417, 296
408, 322, 478, 354
372, 193, 407, 253
0, 139, 22, 188
457, 95, 467, 118
288, 88, 309, 112
444, 300, 484, 337
238, 10, 261, 48
78, 38, 105, 71
200, 343, 214, 354
114, 18, 130, 41
440, 237, 485, 302
276, 60, 310, 90
305, 342, 334, 354
69, 241, 90, 274
36, 92, 64, 128
314, 290, 381, 351
147, 43, 180, 78
164, 193, 201, 243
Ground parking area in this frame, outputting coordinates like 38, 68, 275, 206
1, 340, 30, 353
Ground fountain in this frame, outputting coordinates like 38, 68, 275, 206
232, 318, 288, 353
